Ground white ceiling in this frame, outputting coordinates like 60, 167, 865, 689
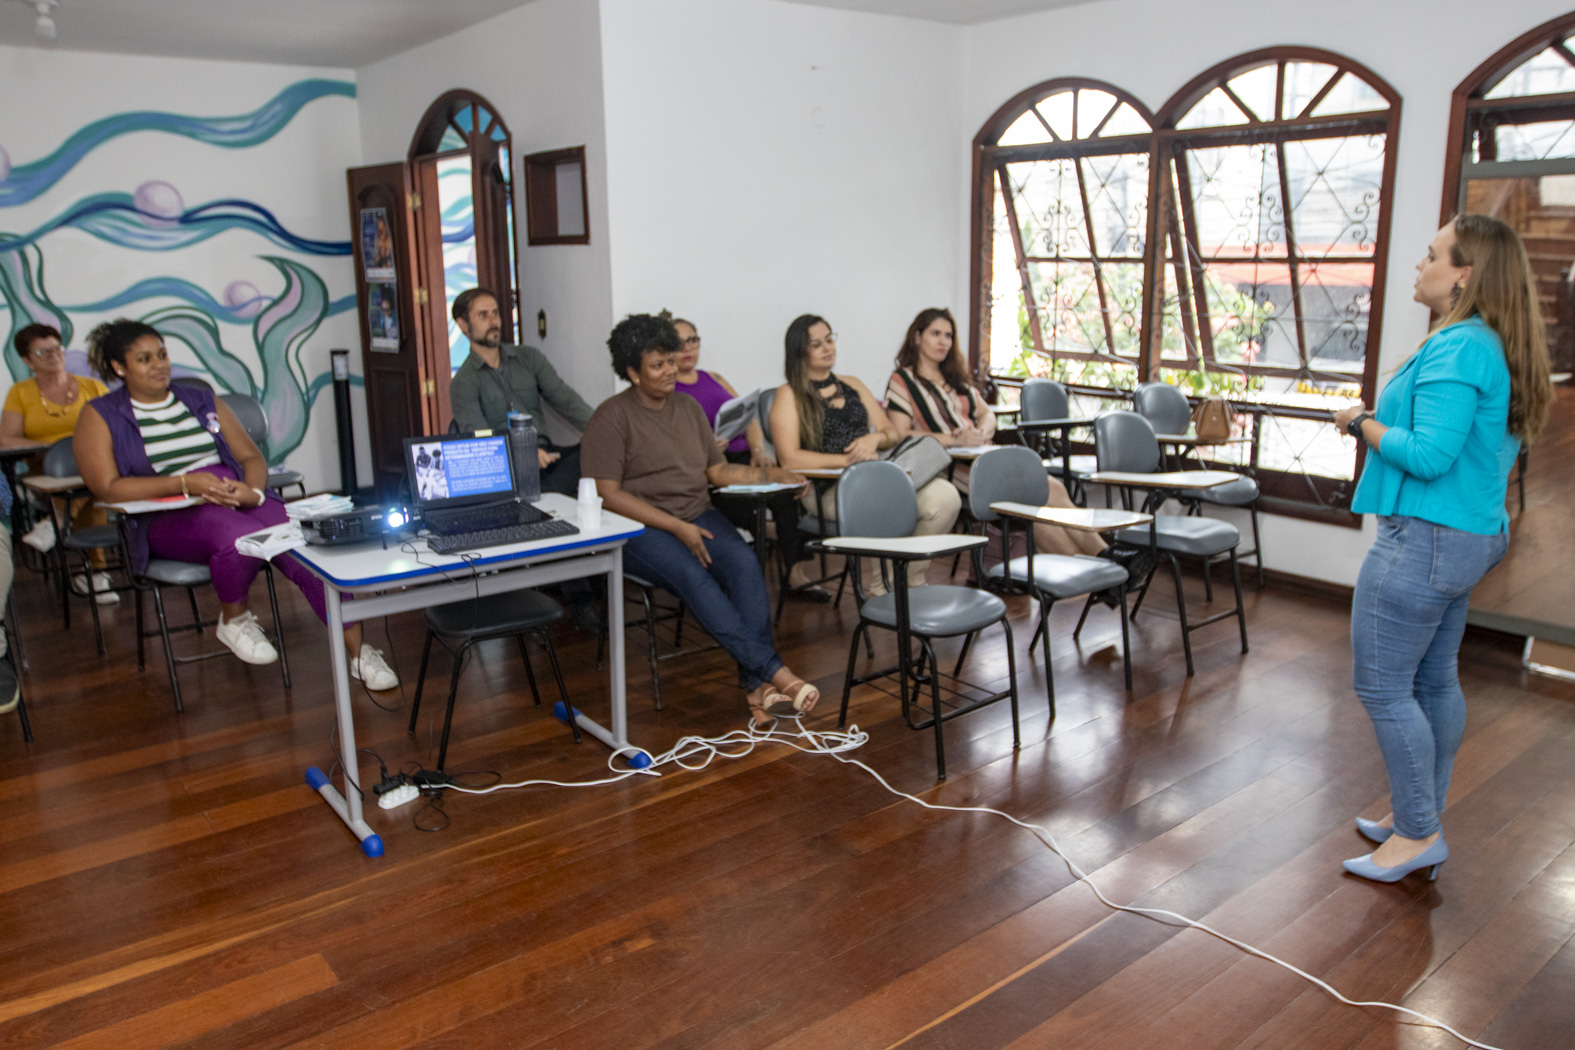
0, 0, 536, 68
0, 0, 1101, 69
779, 0, 1101, 23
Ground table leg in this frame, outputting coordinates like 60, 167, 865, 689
554, 547, 647, 768
304, 586, 384, 857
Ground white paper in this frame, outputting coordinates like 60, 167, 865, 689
712, 389, 762, 443
235, 522, 306, 560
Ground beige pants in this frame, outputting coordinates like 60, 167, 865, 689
805, 476, 962, 594
1031, 477, 1106, 558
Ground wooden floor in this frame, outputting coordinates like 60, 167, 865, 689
2, 541, 1573, 1049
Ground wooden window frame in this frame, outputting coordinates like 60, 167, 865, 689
970, 49, 1402, 523
523, 145, 591, 246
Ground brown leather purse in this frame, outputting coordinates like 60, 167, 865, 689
1190, 398, 1238, 443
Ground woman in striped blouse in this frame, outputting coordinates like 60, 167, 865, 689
885, 308, 1102, 559
73, 320, 398, 688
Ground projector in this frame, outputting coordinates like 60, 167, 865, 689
300, 505, 407, 546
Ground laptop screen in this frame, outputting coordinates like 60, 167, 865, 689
404, 434, 515, 510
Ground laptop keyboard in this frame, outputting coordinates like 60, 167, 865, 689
426, 517, 580, 555
423, 501, 547, 534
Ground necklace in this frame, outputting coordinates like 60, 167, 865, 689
36, 377, 77, 417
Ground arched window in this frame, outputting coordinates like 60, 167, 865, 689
972, 79, 1156, 387
1442, 12, 1575, 373
970, 50, 1400, 516
409, 90, 520, 375
1154, 49, 1400, 508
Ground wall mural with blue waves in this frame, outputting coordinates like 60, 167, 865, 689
0, 75, 359, 469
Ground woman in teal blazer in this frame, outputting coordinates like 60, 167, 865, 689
1333, 214, 1552, 883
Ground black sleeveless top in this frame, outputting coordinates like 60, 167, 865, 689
814, 375, 869, 454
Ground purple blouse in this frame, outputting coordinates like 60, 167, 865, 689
676, 369, 748, 453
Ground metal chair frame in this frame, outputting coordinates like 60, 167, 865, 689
410, 616, 578, 773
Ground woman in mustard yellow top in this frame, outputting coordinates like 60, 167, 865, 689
1, 323, 115, 600
2, 324, 108, 446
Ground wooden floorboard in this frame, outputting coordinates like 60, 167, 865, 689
1, 540, 1571, 1049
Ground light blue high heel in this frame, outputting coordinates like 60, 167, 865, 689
1342, 837, 1448, 883
1355, 817, 1393, 844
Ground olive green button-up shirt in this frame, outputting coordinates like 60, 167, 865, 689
448, 343, 595, 435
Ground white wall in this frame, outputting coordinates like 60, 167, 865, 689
0, 44, 363, 492
598, 0, 964, 397
355, 0, 614, 439
963, 0, 1575, 585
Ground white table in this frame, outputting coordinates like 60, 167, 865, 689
290, 493, 644, 857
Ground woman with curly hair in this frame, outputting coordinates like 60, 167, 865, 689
581, 313, 820, 724
72, 319, 398, 688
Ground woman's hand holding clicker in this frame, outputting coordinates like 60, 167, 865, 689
676, 521, 714, 566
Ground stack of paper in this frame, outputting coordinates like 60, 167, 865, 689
284, 494, 354, 520
235, 522, 306, 560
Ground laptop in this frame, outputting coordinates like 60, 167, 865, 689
402, 433, 549, 535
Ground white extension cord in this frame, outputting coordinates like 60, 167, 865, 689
447, 720, 1506, 1050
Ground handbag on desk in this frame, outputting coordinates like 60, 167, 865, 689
882, 434, 952, 491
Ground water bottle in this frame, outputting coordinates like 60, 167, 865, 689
507, 411, 541, 503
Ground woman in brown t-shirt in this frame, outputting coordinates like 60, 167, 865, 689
581, 314, 821, 725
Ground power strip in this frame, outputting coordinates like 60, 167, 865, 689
377, 783, 420, 810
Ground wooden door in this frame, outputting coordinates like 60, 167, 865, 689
346, 162, 435, 497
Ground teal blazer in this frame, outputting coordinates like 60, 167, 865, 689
1351, 316, 1517, 535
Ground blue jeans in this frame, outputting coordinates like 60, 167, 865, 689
1351, 516, 1508, 839
623, 507, 783, 690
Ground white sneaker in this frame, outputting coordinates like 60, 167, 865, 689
22, 518, 55, 552
71, 572, 121, 605
215, 611, 278, 665
350, 645, 398, 691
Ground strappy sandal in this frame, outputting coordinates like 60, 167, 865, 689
748, 680, 820, 725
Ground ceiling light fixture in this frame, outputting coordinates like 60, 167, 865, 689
31, 0, 56, 42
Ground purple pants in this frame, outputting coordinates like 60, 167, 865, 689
144, 466, 344, 626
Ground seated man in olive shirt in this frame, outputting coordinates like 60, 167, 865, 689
448, 287, 595, 500
448, 286, 602, 630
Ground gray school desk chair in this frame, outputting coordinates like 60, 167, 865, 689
968, 446, 1131, 706
1094, 410, 1248, 677
1132, 381, 1264, 589
42, 438, 124, 655
219, 392, 308, 500
409, 589, 580, 773
826, 459, 1019, 780
1019, 377, 1098, 498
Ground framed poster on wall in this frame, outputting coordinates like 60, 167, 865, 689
360, 207, 396, 281
368, 281, 399, 351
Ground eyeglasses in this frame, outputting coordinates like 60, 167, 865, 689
679, 335, 701, 348
807, 333, 838, 351
29, 345, 64, 358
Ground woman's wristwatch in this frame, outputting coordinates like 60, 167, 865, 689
251, 486, 267, 506
1346, 413, 1373, 439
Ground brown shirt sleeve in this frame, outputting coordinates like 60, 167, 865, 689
579, 397, 627, 482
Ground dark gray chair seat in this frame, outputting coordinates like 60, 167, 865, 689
859, 585, 1007, 636
143, 558, 212, 587
797, 512, 838, 536
62, 524, 120, 550
987, 554, 1127, 599
1197, 475, 1259, 505
414, 587, 577, 771
1117, 515, 1239, 557
425, 589, 563, 638
266, 468, 306, 491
